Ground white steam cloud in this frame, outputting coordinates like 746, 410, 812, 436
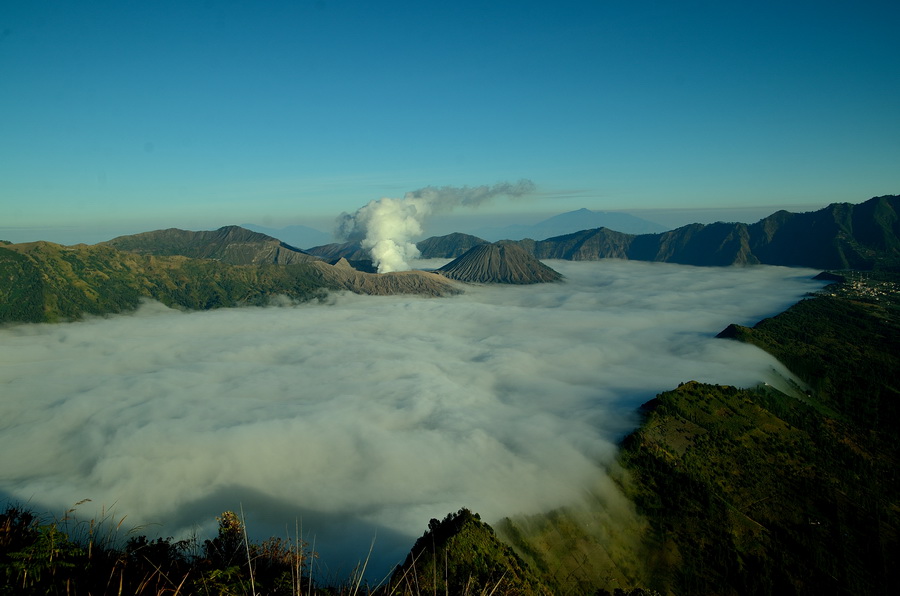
336, 180, 536, 272
0, 261, 825, 574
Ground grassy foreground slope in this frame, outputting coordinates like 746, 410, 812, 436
615, 274, 900, 595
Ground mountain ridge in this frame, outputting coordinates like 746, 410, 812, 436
512, 195, 900, 268
304, 195, 899, 270
0, 239, 461, 323
104, 225, 321, 266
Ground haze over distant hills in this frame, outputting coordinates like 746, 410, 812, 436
235, 208, 667, 253
470, 208, 669, 241
239, 222, 333, 249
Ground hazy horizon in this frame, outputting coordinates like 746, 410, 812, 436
0, 200, 834, 247
0, 260, 826, 577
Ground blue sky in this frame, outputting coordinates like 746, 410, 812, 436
2, 0, 899, 243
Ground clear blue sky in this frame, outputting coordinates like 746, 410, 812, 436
2, 0, 899, 243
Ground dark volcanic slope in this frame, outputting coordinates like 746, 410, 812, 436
104, 225, 320, 265
416, 232, 489, 258
437, 242, 562, 284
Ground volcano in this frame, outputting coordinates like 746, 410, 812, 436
436, 242, 562, 284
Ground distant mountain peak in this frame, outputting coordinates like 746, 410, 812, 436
471, 208, 668, 240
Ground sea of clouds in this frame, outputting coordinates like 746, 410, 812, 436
0, 260, 825, 577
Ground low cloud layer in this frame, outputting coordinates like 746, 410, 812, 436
336, 180, 536, 272
0, 261, 824, 575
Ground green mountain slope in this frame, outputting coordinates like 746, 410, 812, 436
0, 240, 461, 323
614, 275, 900, 595
496, 273, 900, 595
619, 380, 899, 595
718, 274, 900, 431
750, 197, 900, 268
0, 241, 338, 323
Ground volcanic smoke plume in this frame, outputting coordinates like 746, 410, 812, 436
336, 180, 536, 272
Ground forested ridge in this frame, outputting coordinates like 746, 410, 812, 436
612, 273, 900, 595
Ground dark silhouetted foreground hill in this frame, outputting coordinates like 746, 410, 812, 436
437, 241, 563, 284
390, 508, 551, 596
